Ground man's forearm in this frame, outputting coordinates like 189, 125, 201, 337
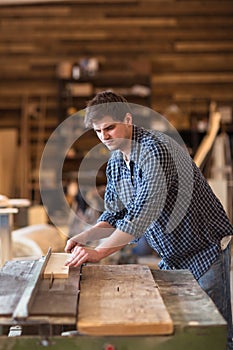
71, 221, 115, 245
95, 229, 133, 259
65, 227, 134, 266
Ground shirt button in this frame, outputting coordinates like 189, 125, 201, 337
160, 252, 163, 257
172, 266, 175, 270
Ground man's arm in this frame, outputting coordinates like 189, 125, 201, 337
64, 220, 115, 253
65, 228, 133, 267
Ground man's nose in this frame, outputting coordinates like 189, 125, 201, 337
101, 130, 109, 140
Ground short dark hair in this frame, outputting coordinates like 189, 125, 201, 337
84, 91, 131, 128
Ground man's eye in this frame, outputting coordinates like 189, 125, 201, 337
94, 125, 115, 133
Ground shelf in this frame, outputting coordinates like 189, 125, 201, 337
57, 73, 152, 122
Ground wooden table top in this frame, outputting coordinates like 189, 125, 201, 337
0, 260, 226, 335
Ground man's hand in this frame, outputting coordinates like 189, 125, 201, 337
65, 246, 101, 267
65, 237, 82, 254
64, 227, 133, 267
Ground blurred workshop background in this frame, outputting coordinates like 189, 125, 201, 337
0, 0, 232, 266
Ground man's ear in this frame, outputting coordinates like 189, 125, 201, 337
124, 113, 132, 125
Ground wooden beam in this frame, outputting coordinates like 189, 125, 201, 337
0, 0, 137, 8
77, 264, 174, 336
152, 73, 233, 84
175, 41, 233, 52
0, 0, 66, 4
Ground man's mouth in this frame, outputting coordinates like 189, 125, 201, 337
104, 140, 114, 146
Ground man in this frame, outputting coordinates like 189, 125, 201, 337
65, 91, 233, 348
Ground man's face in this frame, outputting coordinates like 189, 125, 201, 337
92, 114, 132, 152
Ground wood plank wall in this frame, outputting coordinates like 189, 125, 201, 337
0, 0, 232, 198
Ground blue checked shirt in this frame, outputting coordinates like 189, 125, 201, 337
98, 125, 233, 279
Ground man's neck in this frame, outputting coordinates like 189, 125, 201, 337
121, 126, 133, 161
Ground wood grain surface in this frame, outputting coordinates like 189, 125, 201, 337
77, 264, 174, 336
43, 253, 71, 279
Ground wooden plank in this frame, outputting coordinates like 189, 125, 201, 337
174, 90, 233, 102
175, 41, 233, 52
0, 83, 57, 96
77, 264, 174, 336
151, 269, 226, 328
0, 260, 38, 316
0, 5, 70, 16
135, 1, 233, 15
0, 259, 80, 320
152, 73, 233, 84
178, 17, 233, 27
151, 54, 233, 72
12, 250, 51, 320
0, 29, 232, 46
30, 267, 80, 318
1, 0, 67, 4
109, 1, 233, 16
194, 108, 221, 168
0, 267, 227, 349
43, 253, 71, 279
1, 0, 136, 5
0, 18, 176, 30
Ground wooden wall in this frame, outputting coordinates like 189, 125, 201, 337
0, 0, 233, 198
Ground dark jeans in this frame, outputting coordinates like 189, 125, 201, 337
198, 244, 233, 350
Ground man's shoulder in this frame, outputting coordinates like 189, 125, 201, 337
134, 126, 169, 151
134, 125, 166, 141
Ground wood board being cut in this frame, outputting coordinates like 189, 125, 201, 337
77, 264, 174, 336
43, 253, 71, 279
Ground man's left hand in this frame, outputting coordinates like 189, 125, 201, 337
65, 246, 100, 267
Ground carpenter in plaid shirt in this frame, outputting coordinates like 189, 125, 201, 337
65, 91, 233, 348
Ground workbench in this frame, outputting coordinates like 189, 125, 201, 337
0, 198, 30, 267
0, 255, 227, 350
0, 208, 18, 267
